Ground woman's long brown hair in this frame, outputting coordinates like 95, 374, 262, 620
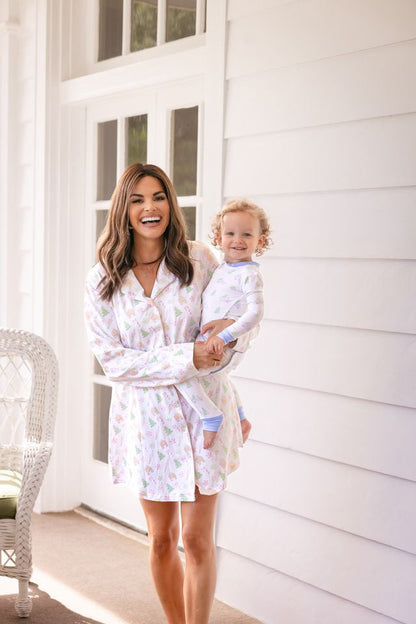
97, 163, 194, 300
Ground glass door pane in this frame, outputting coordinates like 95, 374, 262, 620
99, 0, 123, 60
131, 0, 158, 52
97, 121, 118, 200
166, 0, 197, 42
93, 383, 111, 463
171, 106, 198, 196
126, 114, 148, 165
181, 206, 196, 240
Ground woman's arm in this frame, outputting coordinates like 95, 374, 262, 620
84, 273, 199, 388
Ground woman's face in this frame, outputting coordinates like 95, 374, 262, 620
128, 176, 170, 244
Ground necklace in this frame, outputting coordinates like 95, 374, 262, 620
134, 251, 165, 266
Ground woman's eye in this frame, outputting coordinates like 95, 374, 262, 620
155, 195, 166, 201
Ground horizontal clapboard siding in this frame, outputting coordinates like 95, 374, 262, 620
231, 378, 416, 482
226, 442, 416, 553
237, 321, 415, 408
216, 493, 416, 623
216, 1, 416, 622
225, 40, 416, 137
226, 0, 416, 78
216, 549, 402, 624
259, 257, 416, 333
224, 114, 416, 196
252, 188, 416, 260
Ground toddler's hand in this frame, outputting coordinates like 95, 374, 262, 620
206, 334, 225, 355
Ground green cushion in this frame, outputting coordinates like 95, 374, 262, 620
0, 469, 22, 519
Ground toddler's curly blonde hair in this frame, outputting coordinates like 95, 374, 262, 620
210, 199, 272, 256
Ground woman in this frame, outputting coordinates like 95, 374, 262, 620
84, 163, 250, 624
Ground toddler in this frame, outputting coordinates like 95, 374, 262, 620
177, 199, 272, 449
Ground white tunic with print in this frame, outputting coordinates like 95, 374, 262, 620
84, 241, 244, 502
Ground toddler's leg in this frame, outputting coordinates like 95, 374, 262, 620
176, 379, 223, 449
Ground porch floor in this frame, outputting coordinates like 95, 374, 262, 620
0, 509, 261, 624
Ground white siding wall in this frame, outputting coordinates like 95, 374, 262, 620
215, 1, 416, 623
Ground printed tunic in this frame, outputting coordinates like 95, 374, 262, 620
84, 241, 245, 501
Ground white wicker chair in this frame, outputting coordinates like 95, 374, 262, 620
0, 329, 58, 617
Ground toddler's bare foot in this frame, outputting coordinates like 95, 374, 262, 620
203, 430, 217, 449
240, 419, 252, 444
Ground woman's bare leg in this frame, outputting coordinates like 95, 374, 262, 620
181, 489, 219, 624
140, 499, 185, 624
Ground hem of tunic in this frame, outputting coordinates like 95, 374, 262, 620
111, 459, 240, 503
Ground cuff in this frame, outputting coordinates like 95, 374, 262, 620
202, 415, 224, 432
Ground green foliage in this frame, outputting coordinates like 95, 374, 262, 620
166, 4, 196, 42
131, 0, 157, 52
127, 115, 148, 165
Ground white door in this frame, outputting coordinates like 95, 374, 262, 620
81, 85, 203, 530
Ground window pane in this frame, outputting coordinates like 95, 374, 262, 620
181, 206, 196, 240
93, 384, 111, 463
96, 210, 109, 241
94, 210, 109, 377
126, 114, 148, 165
166, 0, 196, 42
131, 0, 157, 52
99, 0, 123, 61
97, 120, 117, 201
171, 106, 198, 196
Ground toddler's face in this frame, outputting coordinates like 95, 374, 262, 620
218, 211, 265, 263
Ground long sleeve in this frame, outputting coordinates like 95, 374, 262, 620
218, 270, 264, 342
84, 269, 198, 388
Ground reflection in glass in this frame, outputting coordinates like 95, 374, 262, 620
181, 206, 196, 240
96, 210, 109, 243
166, 0, 196, 42
98, 0, 123, 61
126, 115, 148, 166
97, 120, 117, 201
131, 0, 157, 52
171, 106, 198, 196
93, 383, 111, 463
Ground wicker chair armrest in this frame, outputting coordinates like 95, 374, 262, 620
15, 442, 53, 523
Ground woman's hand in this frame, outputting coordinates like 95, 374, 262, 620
201, 318, 235, 337
193, 341, 223, 370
